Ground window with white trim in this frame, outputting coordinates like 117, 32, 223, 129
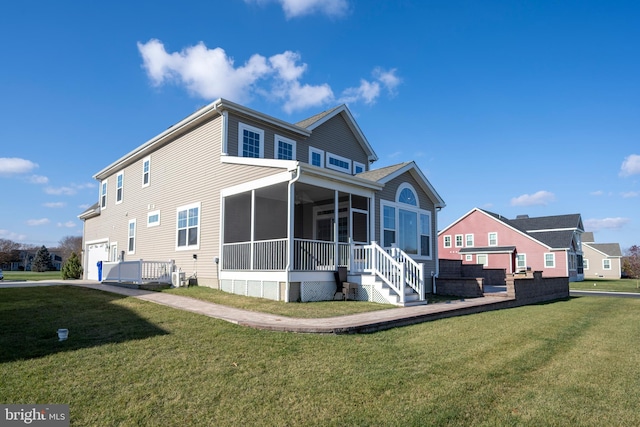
583, 258, 589, 270
177, 202, 200, 250
544, 253, 555, 268
465, 254, 473, 261
516, 254, 526, 270
309, 147, 324, 167
274, 135, 296, 160
127, 219, 136, 254
326, 152, 351, 173
142, 157, 150, 187
488, 232, 498, 246
353, 161, 365, 174
455, 235, 463, 247
443, 235, 451, 248
116, 172, 124, 204
238, 123, 264, 158
147, 210, 160, 227
477, 254, 488, 266
465, 234, 474, 247
380, 183, 433, 258
603, 259, 611, 270
100, 180, 107, 209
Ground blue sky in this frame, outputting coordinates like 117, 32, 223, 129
1, 0, 638, 251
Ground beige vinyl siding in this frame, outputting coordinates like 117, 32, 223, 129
84, 115, 287, 286
373, 171, 438, 274
301, 114, 369, 169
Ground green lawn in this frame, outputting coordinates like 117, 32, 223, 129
1, 270, 63, 281
570, 277, 640, 293
1, 286, 639, 426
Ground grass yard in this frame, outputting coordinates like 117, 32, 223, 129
570, 277, 640, 293
1, 270, 63, 281
1, 286, 639, 426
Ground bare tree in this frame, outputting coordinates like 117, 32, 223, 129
58, 235, 83, 262
623, 245, 640, 288
0, 239, 21, 268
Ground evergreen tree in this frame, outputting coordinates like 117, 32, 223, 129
61, 251, 83, 279
32, 245, 54, 272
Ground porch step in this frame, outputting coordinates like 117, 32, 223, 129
372, 280, 425, 306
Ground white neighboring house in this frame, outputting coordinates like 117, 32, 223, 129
80, 99, 445, 305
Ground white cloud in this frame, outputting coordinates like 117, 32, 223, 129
590, 190, 604, 196
0, 157, 38, 176
29, 175, 49, 184
339, 68, 401, 105
45, 186, 76, 196
0, 229, 27, 241
584, 217, 630, 231
510, 190, 556, 206
621, 191, 639, 198
44, 202, 66, 208
138, 39, 398, 113
27, 218, 50, 226
57, 221, 77, 228
246, 0, 349, 18
620, 154, 640, 176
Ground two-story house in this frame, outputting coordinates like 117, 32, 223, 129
80, 99, 445, 305
581, 232, 622, 279
438, 208, 584, 281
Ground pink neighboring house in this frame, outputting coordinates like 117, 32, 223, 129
438, 208, 585, 282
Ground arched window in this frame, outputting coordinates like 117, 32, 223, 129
381, 183, 432, 258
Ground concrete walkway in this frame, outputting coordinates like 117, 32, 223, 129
0, 280, 515, 334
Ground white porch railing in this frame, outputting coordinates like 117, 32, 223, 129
351, 242, 425, 304
102, 260, 174, 284
222, 238, 349, 271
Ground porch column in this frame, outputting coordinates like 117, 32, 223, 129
250, 189, 255, 270
334, 190, 339, 270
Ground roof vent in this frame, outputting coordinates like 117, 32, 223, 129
516, 215, 529, 219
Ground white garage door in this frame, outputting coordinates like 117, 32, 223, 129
86, 242, 109, 281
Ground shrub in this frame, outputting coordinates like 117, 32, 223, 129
61, 252, 83, 280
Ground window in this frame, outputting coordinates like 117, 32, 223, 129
477, 254, 488, 266
127, 219, 136, 254
353, 161, 365, 174
116, 172, 124, 204
326, 152, 352, 173
465, 255, 473, 261
380, 183, 432, 258
100, 180, 107, 209
383, 205, 396, 247
583, 258, 589, 270
603, 259, 611, 270
455, 235, 463, 247
488, 232, 498, 246
274, 135, 296, 160
443, 235, 451, 248
465, 234, 474, 247
142, 157, 150, 187
544, 253, 555, 268
147, 210, 160, 227
516, 254, 526, 270
177, 202, 200, 250
110, 243, 118, 262
309, 147, 324, 167
239, 123, 264, 158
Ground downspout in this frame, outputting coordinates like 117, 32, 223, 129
285, 165, 302, 302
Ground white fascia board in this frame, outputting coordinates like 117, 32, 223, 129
298, 164, 383, 191
220, 170, 294, 197
220, 155, 298, 171
377, 161, 445, 208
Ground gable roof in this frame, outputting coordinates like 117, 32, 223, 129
509, 213, 584, 233
582, 231, 595, 243
584, 242, 623, 257
357, 161, 445, 208
296, 104, 379, 163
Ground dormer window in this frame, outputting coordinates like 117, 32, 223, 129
239, 123, 264, 158
275, 135, 296, 160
